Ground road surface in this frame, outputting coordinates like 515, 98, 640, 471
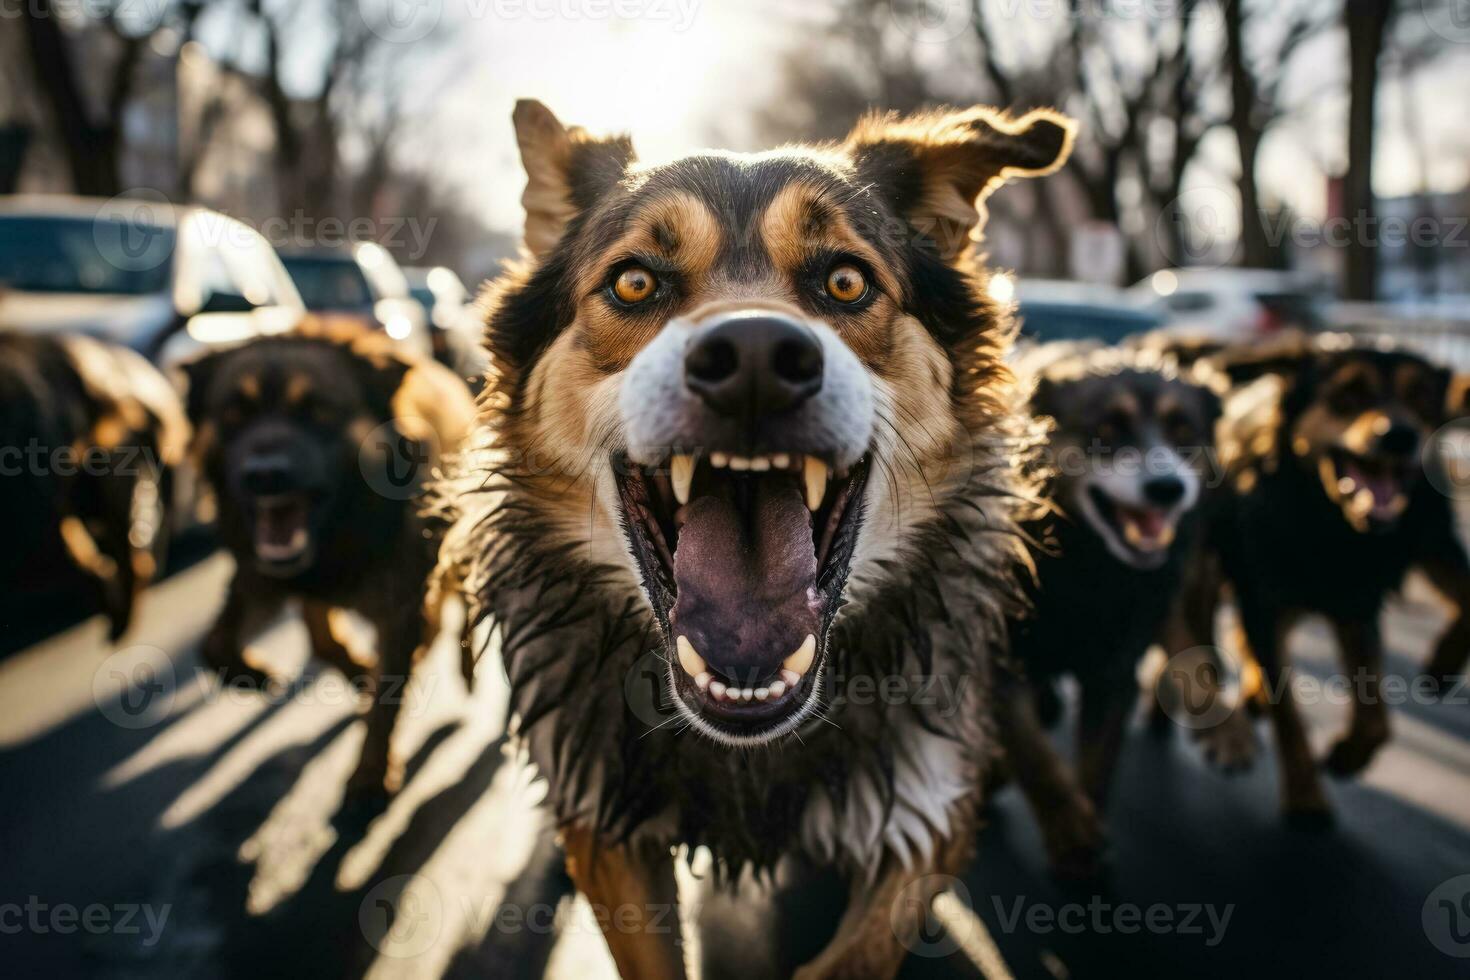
3, 553, 1470, 979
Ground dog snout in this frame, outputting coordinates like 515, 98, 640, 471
684, 313, 824, 422
240, 454, 298, 496
1142, 475, 1187, 508
1376, 422, 1420, 459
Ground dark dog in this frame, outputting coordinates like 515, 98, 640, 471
1174, 336, 1470, 826
996, 342, 1222, 876
0, 331, 189, 642
184, 326, 477, 797
433, 99, 1074, 977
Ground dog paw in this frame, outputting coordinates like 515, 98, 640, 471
1283, 804, 1335, 833
1194, 713, 1258, 773
1323, 733, 1385, 778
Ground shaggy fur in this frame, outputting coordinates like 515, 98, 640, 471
432, 100, 1074, 976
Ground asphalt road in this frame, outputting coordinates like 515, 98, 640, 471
3, 553, 1470, 979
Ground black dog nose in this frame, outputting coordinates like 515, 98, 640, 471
1143, 476, 1186, 507
1378, 423, 1419, 458
684, 314, 823, 420
241, 455, 296, 496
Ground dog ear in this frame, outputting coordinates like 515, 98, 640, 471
846, 105, 1075, 262
512, 99, 636, 257
178, 349, 224, 424
1447, 374, 1470, 423
351, 347, 414, 421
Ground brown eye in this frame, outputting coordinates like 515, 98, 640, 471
612, 265, 657, 304
825, 264, 867, 303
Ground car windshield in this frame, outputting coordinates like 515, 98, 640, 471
0, 215, 175, 295
281, 255, 374, 311
1017, 301, 1163, 345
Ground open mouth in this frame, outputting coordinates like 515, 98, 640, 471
1085, 486, 1180, 567
614, 451, 869, 743
251, 493, 314, 572
1325, 448, 1411, 529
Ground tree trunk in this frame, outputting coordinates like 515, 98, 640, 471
1223, 0, 1271, 268
20, 0, 124, 196
1344, 0, 1392, 301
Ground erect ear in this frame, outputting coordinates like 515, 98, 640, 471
349, 344, 414, 421
1447, 374, 1470, 422
512, 99, 636, 257
846, 105, 1075, 262
177, 348, 225, 424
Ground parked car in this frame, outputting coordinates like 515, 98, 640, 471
1008, 277, 1165, 345
279, 243, 432, 358
403, 264, 487, 378
1129, 267, 1326, 340
0, 195, 306, 365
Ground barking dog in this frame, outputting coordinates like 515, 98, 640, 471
184, 327, 477, 798
0, 331, 188, 643
435, 100, 1073, 976
1177, 336, 1470, 826
996, 343, 1221, 877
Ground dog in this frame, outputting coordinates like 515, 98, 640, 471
1172, 335, 1470, 826
183, 325, 477, 797
0, 330, 189, 643
995, 342, 1222, 877
432, 99, 1074, 977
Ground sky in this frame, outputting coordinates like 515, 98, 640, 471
205, 0, 1470, 240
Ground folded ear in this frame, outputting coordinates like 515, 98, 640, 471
846, 105, 1075, 262
512, 99, 636, 257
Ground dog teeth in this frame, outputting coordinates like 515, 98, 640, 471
783, 634, 816, 676
694, 671, 712, 691
709, 680, 727, 699
768, 679, 786, 698
749, 456, 771, 472
740, 687, 754, 700
728, 455, 751, 471
771, 453, 791, 469
804, 457, 828, 511
755, 687, 770, 700
671, 454, 695, 505
676, 635, 706, 677
710, 452, 729, 468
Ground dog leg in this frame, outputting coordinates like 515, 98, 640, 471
1324, 618, 1389, 777
561, 824, 686, 980
793, 829, 975, 980
348, 609, 420, 797
1420, 550, 1470, 692
1244, 606, 1331, 829
1075, 672, 1132, 810
993, 666, 1104, 877
200, 572, 278, 687
302, 602, 375, 687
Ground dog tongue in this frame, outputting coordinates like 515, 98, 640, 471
1130, 507, 1168, 539
671, 483, 820, 674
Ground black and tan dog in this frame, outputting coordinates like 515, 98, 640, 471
0, 330, 189, 642
995, 343, 1222, 876
433, 100, 1073, 977
184, 326, 476, 797
1174, 336, 1470, 826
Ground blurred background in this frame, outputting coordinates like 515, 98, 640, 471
4, 2, 1470, 979
3, 0, 1468, 319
